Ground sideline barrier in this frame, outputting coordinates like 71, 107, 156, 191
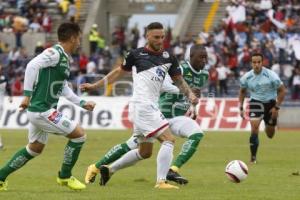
3, 97, 296, 131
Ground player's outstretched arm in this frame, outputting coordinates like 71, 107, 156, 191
80, 67, 127, 92
61, 81, 96, 111
171, 75, 198, 105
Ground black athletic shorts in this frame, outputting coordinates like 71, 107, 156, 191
248, 99, 277, 126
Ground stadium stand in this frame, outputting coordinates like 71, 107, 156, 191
0, 0, 300, 100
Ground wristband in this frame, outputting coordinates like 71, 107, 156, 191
80, 100, 86, 107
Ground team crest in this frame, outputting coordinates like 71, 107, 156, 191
162, 51, 169, 58
156, 67, 166, 78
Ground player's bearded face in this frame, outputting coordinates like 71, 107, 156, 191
147, 29, 165, 51
251, 56, 263, 74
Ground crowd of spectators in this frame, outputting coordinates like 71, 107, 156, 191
0, 0, 300, 100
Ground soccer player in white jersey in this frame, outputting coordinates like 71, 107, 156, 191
84, 45, 208, 186
0, 64, 13, 149
0, 23, 96, 191
80, 22, 198, 189
239, 52, 286, 163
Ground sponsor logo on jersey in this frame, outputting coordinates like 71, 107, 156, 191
140, 52, 148, 56
156, 67, 166, 78
48, 111, 63, 124
186, 72, 192, 76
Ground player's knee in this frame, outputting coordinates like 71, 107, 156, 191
77, 126, 85, 137
189, 133, 204, 141
27, 144, 43, 155
266, 129, 275, 139
70, 134, 87, 143
139, 150, 152, 159
251, 127, 259, 134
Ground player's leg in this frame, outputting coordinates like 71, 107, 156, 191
85, 136, 138, 184
167, 116, 204, 184
0, 123, 44, 191
249, 119, 261, 163
265, 125, 276, 138
99, 140, 148, 186
248, 100, 264, 163
96, 136, 138, 168
38, 109, 86, 190
155, 127, 178, 189
263, 102, 277, 139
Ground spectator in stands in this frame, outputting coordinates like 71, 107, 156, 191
7, 47, 20, 65
208, 65, 219, 96
67, 1, 77, 22
11, 73, 23, 96
34, 41, 44, 55
216, 64, 231, 97
291, 67, 300, 100
89, 24, 99, 55
42, 9, 52, 33
129, 25, 140, 49
79, 51, 88, 72
29, 17, 42, 32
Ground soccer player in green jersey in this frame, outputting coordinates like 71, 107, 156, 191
0, 22, 96, 191
84, 44, 208, 185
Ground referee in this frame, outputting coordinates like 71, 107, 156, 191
239, 52, 286, 163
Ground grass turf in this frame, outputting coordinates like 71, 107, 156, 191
0, 129, 299, 200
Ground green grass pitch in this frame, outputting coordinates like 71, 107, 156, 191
0, 129, 300, 200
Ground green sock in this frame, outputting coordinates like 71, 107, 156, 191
95, 143, 131, 168
59, 140, 84, 179
173, 133, 203, 169
0, 147, 34, 181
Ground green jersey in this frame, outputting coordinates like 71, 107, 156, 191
24, 45, 71, 112
159, 60, 209, 118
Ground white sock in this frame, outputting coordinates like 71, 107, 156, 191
157, 141, 174, 182
110, 149, 143, 173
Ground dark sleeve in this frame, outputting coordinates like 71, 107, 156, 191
121, 51, 135, 72
168, 55, 181, 77
5, 77, 11, 96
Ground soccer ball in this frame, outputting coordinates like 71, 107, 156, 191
225, 160, 248, 183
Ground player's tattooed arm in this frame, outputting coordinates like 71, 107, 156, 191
171, 75, 198, 105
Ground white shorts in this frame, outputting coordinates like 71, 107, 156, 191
27, 108, 77, 144
168, 116, 203, 138
125, 115, 203, 148
129, 102, 169, 143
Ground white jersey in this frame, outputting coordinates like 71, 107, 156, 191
121, 47, 181, 104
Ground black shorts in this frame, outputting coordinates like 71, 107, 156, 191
249, 99, 277, 126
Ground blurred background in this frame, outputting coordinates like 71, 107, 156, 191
0, 0, 299, 129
